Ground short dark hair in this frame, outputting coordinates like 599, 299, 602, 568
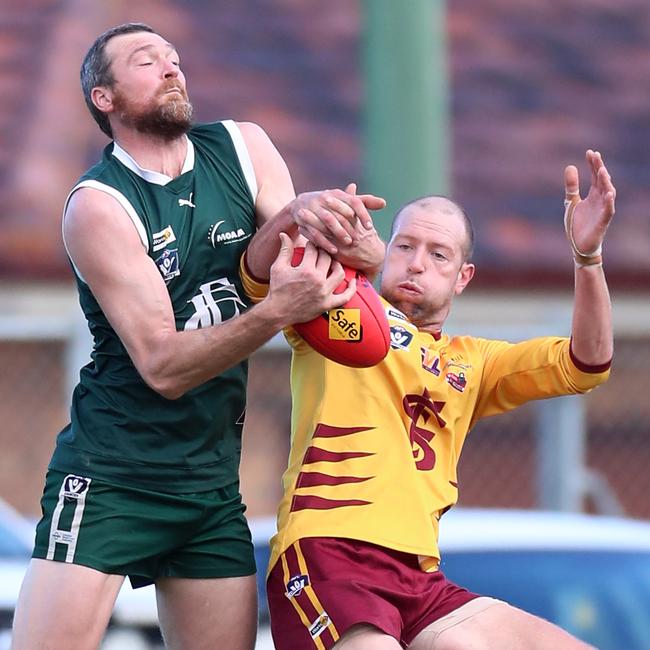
390, 195, 475, 262
80, 23, 157, 138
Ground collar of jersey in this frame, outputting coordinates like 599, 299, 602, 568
111, 136, 195, 186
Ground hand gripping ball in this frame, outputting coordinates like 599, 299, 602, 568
290, 247, 390, 368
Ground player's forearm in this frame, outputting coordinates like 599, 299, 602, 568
246, 205, 298, 281
138, 299, 285, 399
570, 264, 613, 366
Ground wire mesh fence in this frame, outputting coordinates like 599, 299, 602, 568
1, 331, 648, 521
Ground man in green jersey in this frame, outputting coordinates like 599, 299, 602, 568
12, 23, 385, 650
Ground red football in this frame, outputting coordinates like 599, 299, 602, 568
290, 247, 390, 368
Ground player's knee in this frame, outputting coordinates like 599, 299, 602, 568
411, 602, 592, 650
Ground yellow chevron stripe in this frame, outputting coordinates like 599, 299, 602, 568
295, 541, 340, 642
281, 547, 326, 650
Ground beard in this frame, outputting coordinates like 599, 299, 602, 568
112, 82, 193, 141
384, 294, 428, 325
381, 283, 447, 329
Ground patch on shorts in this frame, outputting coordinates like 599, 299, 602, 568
47, 474, 92, 562
309, 611, 331, 639
62, 475, 92, 498
285, 573, 310, 599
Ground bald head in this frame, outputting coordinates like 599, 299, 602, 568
381, 194, 476, 332
390, 196, 474, 262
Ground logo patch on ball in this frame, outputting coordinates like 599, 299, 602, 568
328, 308, 361, 341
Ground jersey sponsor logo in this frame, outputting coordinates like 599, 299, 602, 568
328, 308, 361, 341
309, 612, 331, 639
421, 347, 441, 376
152, 225, 177, 252
156, 249, 181, 283
387, 307, 408, 322
390, 325, 413, 350
285, 573, 310, 599
178, 192, 196, 208
184, 278, 247, 330
443, 359, 471, 372
446, 371, 467, 392
403, 389, 446, 471
443, 361, 471, 392
209, 220, 251, 247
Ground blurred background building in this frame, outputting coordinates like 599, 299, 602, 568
0, 0, 648, 522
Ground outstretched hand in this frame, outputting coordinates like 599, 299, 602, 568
564, 150, 616, 265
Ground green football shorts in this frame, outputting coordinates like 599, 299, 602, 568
33, 470, 256, 588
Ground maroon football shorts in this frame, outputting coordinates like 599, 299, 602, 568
266, 536, 480, 649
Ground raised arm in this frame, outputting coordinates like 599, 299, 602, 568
64, 188, 355, 400
238, 121, 386, 279
564, 149, 615, 366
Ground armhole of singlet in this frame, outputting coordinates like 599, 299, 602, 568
62, 179, 149, 283
221, 119, 259, 203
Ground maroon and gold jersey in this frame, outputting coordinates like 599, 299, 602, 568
239, 260, 610, 574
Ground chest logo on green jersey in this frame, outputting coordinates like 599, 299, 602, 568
184, 278, 247, 330
156, 249, 180, 283
178, 192, 196, 208
209, 220, 251, 247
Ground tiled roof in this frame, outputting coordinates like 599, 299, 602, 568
1, 1, 647, 286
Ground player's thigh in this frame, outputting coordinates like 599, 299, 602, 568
12, 558, 124, 650
409, 601, 594, 650
155, 574, 258, 650
333, 624, 402, 649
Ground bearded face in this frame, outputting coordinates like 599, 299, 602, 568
112, 80, 193, 140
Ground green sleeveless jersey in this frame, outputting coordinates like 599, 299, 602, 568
51, 121, 258, 492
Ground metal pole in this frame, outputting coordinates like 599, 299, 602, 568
362, 0, 449, 243
536, 396, 587, 511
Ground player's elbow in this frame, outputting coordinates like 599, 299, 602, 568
138, 367, 184, 400
135, 351, 188, 400
149, 376, 186, 400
